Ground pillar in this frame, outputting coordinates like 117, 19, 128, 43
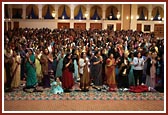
8, 4, 12, 19
38, 4, 42, 19
54, 5, 58, 19
22, 4, 26, 19
130, 4, 138, 31
70, 4, 74, 20
122, 4, 131, 30
86, 5, 90, 30
148, 4, 152, 20
102, 5, 106, 20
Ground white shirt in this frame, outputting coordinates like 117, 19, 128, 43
79, 57, 89, 74
133, 57, 144, 70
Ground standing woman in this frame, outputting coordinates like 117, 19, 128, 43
150, 52, 157, 88
72, 48, 79, 83
105, 53, 117, 91
40, 48, 50, 88
133, 52, 144, 86
48, 52, 54, 79
79, 52, 90, 91
91, 50, 103, 90
35, 49, 43, 85
101, 48, 108, 85
62, 53, 74, 92
4, 46, 13, 92
56, 49, 65, 80
128, 52, 135, 86
118, 51, 131, 89
25, 49, 37, 89
11, 50, 21, 89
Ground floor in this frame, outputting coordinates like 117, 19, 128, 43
4, 100, 164, 111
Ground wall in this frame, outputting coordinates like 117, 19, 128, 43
5, 19, 164, 32
11, 19, 122, 30
19, 20, 57, 29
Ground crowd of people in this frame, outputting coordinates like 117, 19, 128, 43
4, 28, 164, 93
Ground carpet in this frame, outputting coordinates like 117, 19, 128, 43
4, 88, 164, 101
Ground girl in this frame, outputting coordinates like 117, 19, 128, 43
51, 77, 64, 94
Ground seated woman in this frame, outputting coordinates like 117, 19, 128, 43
51, 77, 64, 94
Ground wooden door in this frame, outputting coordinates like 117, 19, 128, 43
154, 24, 164, 38
74, 23, 86, 30
137, 24, 142, 32
14, 22, 19, 29
58, 23, 70, 29
116, 23, 121, 31
90, 23, 102, 30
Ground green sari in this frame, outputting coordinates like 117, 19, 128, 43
25, 54, 37, 87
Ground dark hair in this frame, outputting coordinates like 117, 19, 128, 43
94, 50, 100, 56
108, 52, 113, 57
65, 52, 71, 59
128, 52, 134, 58
137, 52, 142, 58
81, 52, 84, 58
43, 47, 49, 55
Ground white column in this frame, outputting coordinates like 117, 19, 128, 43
102, 5, 106, 30
6, 21, 8, 31
102, 5, 106, 20
86, 4, 90, 20
54, 5, 58, 19
148, 4, 152, 20
8, 4, 12, 19
11, 21, 14, 30
86, 5, 90, 30
121, 4, 124, 30
70, 21, 74, 28
70, 5, 74, 20
151, 24, 154, 32
38, 4, 42, 19
130, 4, 138, 31
22, 4, 26, 19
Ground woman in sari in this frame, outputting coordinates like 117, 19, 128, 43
105, 53, 117, 91
11, 50, 21, 89
25, 48, 37, 89
128, 52, 135, 86
72, 48, 79, 83
79, 52, 90, 92
40, 48, 50, 88
35, 49, 43, 85
91, 50, 103, 90
62, 53, 74, 92
56, 50, 65, 80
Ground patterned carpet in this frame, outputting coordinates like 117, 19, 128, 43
4, 84, 164, 101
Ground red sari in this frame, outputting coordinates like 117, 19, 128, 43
62, 68, 74, 89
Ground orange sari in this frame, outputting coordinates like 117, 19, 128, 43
105, 58, 116, 89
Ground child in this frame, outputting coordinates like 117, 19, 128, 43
51, 77, 64, 94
